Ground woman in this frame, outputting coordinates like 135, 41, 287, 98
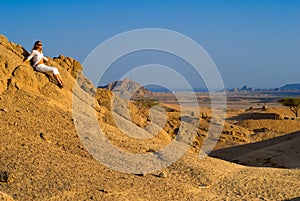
23, 41, 64, 88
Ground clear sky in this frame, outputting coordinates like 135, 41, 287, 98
1, 0, 299, 89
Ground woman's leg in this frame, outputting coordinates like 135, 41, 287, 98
35, 64, 64, 87
54, 74, 64, 87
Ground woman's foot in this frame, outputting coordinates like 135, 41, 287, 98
58, 82, 64, 89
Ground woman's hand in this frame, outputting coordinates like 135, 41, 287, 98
22, 59, 28, 64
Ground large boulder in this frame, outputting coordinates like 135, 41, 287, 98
52, 54, 83, 79
0, 191, 14, 201
0, 35, 29, 94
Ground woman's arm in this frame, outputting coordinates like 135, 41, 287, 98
43, 56, 49, 62
23, 50, 35, 63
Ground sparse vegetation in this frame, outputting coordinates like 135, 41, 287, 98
278, 97, 300, 117
133, 97, 159, 109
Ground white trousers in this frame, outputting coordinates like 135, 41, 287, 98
35, 64, 59, 75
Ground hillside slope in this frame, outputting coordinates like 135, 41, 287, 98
1, 35, 300, 201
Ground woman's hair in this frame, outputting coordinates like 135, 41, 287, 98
32, 41, 42, 50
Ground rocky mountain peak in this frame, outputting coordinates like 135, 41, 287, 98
100, 78, 152, 99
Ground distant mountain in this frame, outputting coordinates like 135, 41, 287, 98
99, 78, 152, 99
274, 83, 300, 91
227, 85, 254, 92
100, 80, 300, 95
226, 83, 300, 93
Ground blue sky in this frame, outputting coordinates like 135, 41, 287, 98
1, 0, 300, 89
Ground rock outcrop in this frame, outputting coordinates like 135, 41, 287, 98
0, 191, 14, 201
100, 78, 152, 99
0, 34, 94, 109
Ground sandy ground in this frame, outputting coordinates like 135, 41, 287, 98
1, 89, 300, 201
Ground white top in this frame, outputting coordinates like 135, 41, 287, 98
26, 50, 48, 67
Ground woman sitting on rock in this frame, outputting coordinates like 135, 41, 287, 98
23, 41, 64, 88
